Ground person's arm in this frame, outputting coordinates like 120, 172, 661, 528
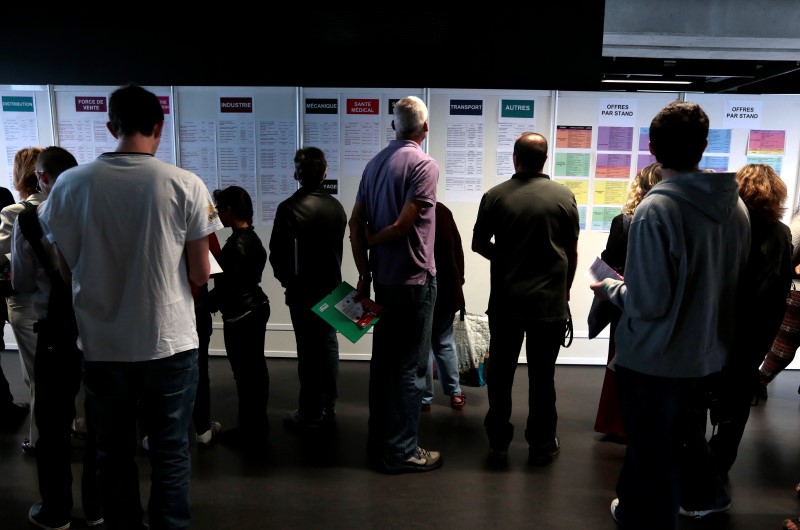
54, 243, 72, 285
348, 201, 372, 298
471, 232, 494, 261
564, 237, 578, 301
186, 235, 211, 287
9, 219, 35, 293
366, 199, 426, 247
268, 207, 293, 287
0, 205, 17, 268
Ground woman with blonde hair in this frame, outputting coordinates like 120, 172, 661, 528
0, 146, 46, 455
592, 162, 662, 441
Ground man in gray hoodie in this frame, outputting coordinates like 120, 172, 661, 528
591, 100, 750, 530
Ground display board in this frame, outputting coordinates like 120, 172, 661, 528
2, 85, 800, 367
0, 85, 54, 196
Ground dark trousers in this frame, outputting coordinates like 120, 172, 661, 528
615, 366, 729, 530
289, 304, 339, 418
483, 317, 564, 452
223, 303, 270, 434
192, 305, 213, 435
34, 323, 100, 521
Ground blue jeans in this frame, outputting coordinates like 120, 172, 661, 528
422, 310, 461, 404
85, 349, 198, 530
290, 303, 339, 417
483, 317, 563, 452
368, 274, 436, 464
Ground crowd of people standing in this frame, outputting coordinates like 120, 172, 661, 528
1, 85, 799, 530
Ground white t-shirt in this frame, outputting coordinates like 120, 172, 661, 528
40, 153, 223, 362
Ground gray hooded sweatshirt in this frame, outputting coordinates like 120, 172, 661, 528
598, 171, 750, 378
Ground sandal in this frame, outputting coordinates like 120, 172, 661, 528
784, 517, 800, 530
450, 392, 466, 410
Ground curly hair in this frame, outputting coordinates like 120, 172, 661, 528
13, 146, 44, 198
736, 164, 786, 224
621, 162, 663, 217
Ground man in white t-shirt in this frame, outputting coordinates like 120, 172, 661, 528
40, 84, 222, 530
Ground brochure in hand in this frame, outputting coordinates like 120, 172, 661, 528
311, 281, 383, 343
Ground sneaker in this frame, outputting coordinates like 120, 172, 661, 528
679, 503, 731, 519
21, 437, 36, 456
450, 392, 466, 410
141, 436, 149, 451
29, 501, 70, 530
381, 446, 443, 474
610, 498, 620, 524
86, 515, 105, 528
528, 435, 560, 466
197, 421, 222, 445
420, 403, 432, 412
283, 409, 324, 429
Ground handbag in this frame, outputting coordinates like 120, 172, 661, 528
453, 308, 490, 387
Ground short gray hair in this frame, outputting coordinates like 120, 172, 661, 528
393, 96, 428, 138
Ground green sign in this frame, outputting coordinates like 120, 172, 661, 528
2, 96, 34, 113
500, 99, 534, 119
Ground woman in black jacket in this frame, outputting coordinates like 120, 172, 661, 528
209, 186, 271, 446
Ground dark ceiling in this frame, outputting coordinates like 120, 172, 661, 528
1, 10, 797, 94
601, 56, 800, 94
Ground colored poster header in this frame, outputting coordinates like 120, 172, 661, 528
306, 98, 338, 114
450, 99, 483, 116
2, 96, 34, 112
75, 96, 107, 112
347, 99, 378, 115
220, 97, 253, 113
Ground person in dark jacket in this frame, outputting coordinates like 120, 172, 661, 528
421, 201, 466, 411
208, 186, 270, 447
708, 163, 792, 477
269, 147, 346, 429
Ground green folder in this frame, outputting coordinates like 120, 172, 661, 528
311, 281, 382, 343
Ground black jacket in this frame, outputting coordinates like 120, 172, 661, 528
208, 226, 269, 320
269, 185, 346, 307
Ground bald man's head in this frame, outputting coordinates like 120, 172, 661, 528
513, 132, 548, 172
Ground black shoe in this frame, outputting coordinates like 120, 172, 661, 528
29, 501, 70, 530
752, 380, 768, 406
528, 435, 560, 466
487, 447, 509, 468
283, 409, 324, 430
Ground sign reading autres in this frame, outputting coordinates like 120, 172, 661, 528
501, 99, 535, 119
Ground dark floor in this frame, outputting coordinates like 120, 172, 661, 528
2, 351, 800, 530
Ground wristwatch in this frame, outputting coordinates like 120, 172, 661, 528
358, 274, 372, 282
